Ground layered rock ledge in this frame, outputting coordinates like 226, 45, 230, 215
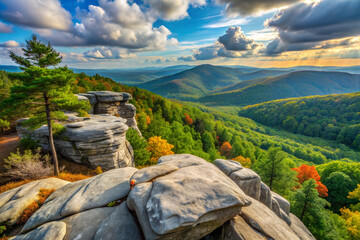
16, 91, 141, 170
0, 154, 315, 240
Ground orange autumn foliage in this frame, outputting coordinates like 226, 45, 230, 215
184, 113, 193, 125
147, 136, 174, 163
58, 173, 91, 182
18, 188, 56, 224
219, 141, 232, 158
292, 164, 328, 197
232, 156, 252, 168
146, 115, 151, 125
0, 179, 34, 194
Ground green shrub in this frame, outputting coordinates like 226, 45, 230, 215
4, 148, 52, 181
20, 137, 39, 150
52, 123, 66, 138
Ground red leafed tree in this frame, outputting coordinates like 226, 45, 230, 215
292, 164, 328, 197
184, 113, 193, 125
220, 141, 232, 158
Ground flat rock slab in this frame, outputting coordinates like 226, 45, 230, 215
128, 154, 252, 240
22, 167, 138, 232
214, 159, 243, 176
239, 198, 300, 240
87, 91, 132, 103
0, 178, 69, 225
10, 222, 66, 240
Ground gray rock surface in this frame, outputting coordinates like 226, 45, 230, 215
94, 202, 142, 240
10, 222, 66, 240
229, 168, 261, 200
3, 154, 314, 240
60, 207, 114, 240
290, 213, 316, 240
214, 159, 243, 176
239, 198, 301, 240
17, 114, 134, 170
0, 178, 69, 225
259, 182, 272, 209
22, 167, 138, 232
128, 154, 251, 240
273, 191, 291, 215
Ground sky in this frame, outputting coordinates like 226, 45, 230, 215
0, 0, 359, 69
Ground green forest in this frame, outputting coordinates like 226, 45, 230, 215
238, 93, 360, 151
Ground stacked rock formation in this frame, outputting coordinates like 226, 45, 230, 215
17, 115, 134, 170
77, 91, 141, 136
0, 154, 315, 240
16, 91, 142, 170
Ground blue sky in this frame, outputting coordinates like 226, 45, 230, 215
0, 0, 359, 68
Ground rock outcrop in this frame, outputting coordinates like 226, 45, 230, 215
77, 91, 141, 136
17, 114, 134, 170
214, 159, 294, 226
2, 154, 315, 240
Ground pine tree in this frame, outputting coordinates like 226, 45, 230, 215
3, 35, 89, 176
253, 146, 297, 194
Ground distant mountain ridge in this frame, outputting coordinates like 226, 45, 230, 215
138, 64, 290, 100
198, 71, 360, 106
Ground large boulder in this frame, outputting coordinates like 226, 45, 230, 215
0, 178, 69, 226
22, 167, 138, 232
128, 154, 252, 240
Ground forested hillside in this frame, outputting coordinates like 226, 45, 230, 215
139, 65, 292, 100
239, 92, 360, 150
199, 71, 360, 106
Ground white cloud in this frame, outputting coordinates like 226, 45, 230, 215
0, 40, 19, 48
38, 0, 177, 52
0, 0, 72, 31
203, 18, 250, 28
218, 26, 262, 51
84, 47, 136, 59
146, 0, 206, 20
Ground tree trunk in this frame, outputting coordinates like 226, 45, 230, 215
44, 92, 59, 176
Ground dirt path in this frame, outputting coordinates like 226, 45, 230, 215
0, 133, 20, 172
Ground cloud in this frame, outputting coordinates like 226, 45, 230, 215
218, 26, 261, 51
147, 0, 206, 20
265, 0, 360, 54
177, 55, 195, 61
37, 0, 177, 51
0, 40, 19, 48
191, 26, 263, 60
203, 17, 250, 28
84, 47, 136, 59
215, 0, 300, 16
0, 0, 72, 31
0, 21, 12, 33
